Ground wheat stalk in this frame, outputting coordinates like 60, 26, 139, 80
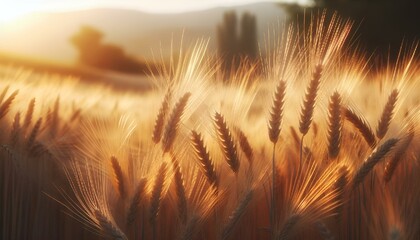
327, 91, 342, 159
376, 89, 398, 139
383, 130, 414, 183
214, 112, 240, 173
127, 178, 147, 225
110, 156, 126, 199
268, 80, 286, 144
152, 88, 172, 143
352, 138, 399, 189
190, 130, 218, 187
299, 64, 323, 136
343, 106, 376, 148
162, 92, 191, 153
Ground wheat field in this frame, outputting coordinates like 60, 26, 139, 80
1, 13, 420, 240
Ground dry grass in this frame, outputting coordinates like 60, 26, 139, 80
1, 12, 420, 240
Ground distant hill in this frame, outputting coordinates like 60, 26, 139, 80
0, 3, 287, 63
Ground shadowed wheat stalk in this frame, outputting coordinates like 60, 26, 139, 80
214, 112, 240, 173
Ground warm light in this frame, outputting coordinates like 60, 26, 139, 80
0, 5, 34, 23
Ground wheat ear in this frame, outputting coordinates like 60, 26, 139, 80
162, 92, 191, 153
190, 130, 218, 187
327, 91, 342, 159
276, 214, 301, 240
376, 89, 398, 139
383, 130, 414, 183
352, 138, 399, 189
214, 112, 240, 173
23, 98, 35, 132
0, 90, 18, 120
150, 162, 167, 224
27, 117, 42, 149
344, 107, 376, 148
0, 85, 10, 104
171, 155, 188, 224
235, 127, 254, 165
94, 209, 127, 240
127, 178, 147, 225
221, 190, 254, 240
315, 221, 335, 240
268, 80, 286, 144
152, 88, 172, 143
111, 156, 126, 199
299, 64, 323, 135
10, 112, 21, 147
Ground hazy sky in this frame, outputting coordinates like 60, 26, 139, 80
2, 0, 312, 20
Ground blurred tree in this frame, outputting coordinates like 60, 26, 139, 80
71, 25, 145, 74
217, 11, 258, 74
239, 12, 258, 60
217, 11, 238, 73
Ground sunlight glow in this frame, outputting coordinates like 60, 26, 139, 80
0, 4, 37, 23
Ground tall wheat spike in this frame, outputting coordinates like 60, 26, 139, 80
190, 130, 218, 187
214, 112, 240, 173
299, 64, 323, 136
376, 89, 398, 139
268, 80, 287, 144
152, 88, 172, 143
276, 214, 301, 240
327, 91, 342, 159
162, 92, 191, 153
110, 156, 126, 199
344, 106, 377, 148
352, 138, 399, 188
